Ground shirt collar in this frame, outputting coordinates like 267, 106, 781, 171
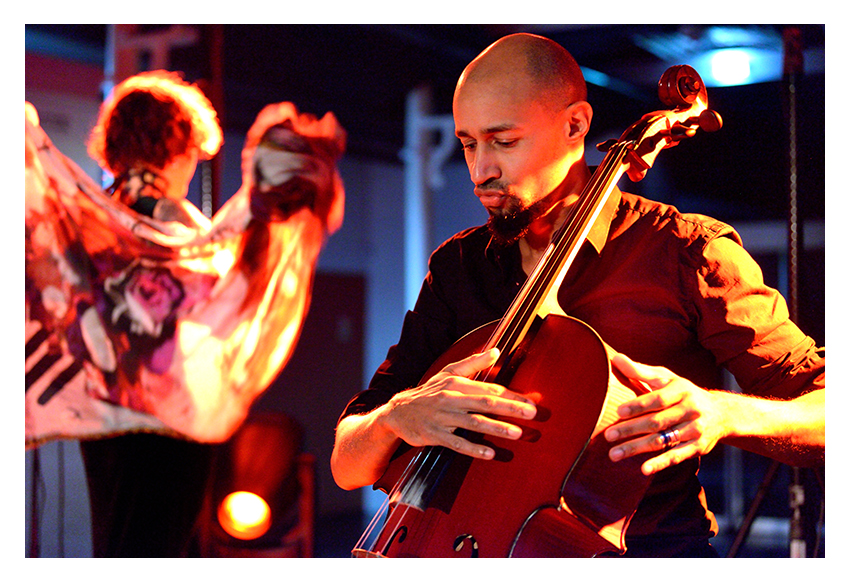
585, 185, 621, 255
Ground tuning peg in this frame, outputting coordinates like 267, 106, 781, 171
596, 138, 619, 152
699, 110, 723, 133
670, 124, 698, 140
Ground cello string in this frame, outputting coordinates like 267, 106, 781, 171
354, 492, 391, 553
377, 442, 459, 555
503, 144, 625, 345
484, 142, 630, 369
359, 445, 441, 555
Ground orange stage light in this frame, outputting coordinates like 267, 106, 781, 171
217, 491, 272, 540
196, 413, 315, 557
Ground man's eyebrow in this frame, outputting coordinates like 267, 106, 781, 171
455, 123, 519, 139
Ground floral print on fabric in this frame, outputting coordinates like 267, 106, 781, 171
25, 101, 345, 447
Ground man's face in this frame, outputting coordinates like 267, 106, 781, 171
453, 75, 578, 244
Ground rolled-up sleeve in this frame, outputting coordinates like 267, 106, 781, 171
694, 234, 824, 399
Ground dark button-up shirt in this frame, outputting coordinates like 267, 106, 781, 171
341, 189, 825, 555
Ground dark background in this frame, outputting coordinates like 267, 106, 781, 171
26, 24, 826, 220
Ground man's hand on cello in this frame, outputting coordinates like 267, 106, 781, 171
382, 348, 538, 460
604, 353, 730, 476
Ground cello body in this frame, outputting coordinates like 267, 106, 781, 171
357, 315, 653, 558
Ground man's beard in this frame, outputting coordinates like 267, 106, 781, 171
486, 194, 557, 246
487, 208, 532, 246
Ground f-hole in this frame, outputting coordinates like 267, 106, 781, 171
453, 534, 479, 557
382, 526, 408, 555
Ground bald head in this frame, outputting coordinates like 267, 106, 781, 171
455, 33, 587, 113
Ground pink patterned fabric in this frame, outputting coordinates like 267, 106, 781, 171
25, 101, 345, 446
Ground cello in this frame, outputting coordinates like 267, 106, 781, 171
353, 65, 723, 558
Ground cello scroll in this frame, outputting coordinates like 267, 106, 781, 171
599, 64, 723, 182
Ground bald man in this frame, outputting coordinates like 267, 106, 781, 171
332, 33, 824, 557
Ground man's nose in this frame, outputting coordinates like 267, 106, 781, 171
468, 148, 500, 186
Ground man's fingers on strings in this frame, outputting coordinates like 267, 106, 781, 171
442, 348, 500, 378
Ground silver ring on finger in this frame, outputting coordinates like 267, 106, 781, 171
659, 428, 680, 451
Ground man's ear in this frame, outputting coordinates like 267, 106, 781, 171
565, 101, 593, 142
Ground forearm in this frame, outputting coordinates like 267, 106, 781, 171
331, 405, 401, 491
717, 388, 825, 467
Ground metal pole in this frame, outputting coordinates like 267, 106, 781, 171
401, 86, 457, 309
783, 25, 806, 559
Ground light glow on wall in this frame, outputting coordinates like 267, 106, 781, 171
710, 49, 752, 86
693, 47, 784, 87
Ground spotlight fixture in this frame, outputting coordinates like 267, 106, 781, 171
196, 412, 315, 557
218, 490, 272, 540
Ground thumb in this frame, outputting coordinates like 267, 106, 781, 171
444, 347, 500, 379
612, 352, 671, 391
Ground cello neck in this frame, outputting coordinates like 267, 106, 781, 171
480, 141, 631, 367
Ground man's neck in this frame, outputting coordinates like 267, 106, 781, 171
518, 161, 591, 274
